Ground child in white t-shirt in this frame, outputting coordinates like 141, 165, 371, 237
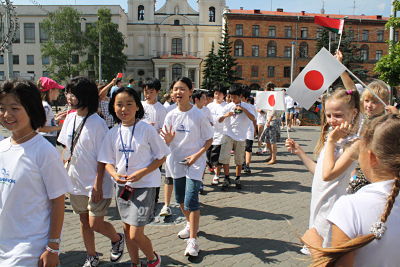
58, 77, 124, 266
302, 114, 400, 267
99, 87, 169, 267
218, 84, 256, 190
241, 90, 257, 174
0, 80, 72, 266
161, 77, 213, 257
286, 88, 360, 250
37, 77, 65, 146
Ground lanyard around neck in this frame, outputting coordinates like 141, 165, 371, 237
119, 122, 137, 174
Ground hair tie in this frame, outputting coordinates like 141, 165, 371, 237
346, 90, 353, 95
370, 221, 386, 239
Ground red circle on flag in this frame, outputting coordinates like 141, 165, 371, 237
304, 70, 324, 91
268, 95, 276, 106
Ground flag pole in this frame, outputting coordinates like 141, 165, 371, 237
336, 33, 343, 53
345, 67, 387, 106
328, 31, 331, 52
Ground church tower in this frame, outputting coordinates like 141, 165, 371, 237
198, 0, 226, 25
128, 0, 155, 23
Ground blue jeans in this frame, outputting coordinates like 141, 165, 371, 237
174, 177, 201, 211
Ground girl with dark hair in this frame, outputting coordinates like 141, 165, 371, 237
303, 114, 400, 267
0, 80, 72, 266
58, 76, 124, 267
285, 88, 361, 251
99, 86, 169, 267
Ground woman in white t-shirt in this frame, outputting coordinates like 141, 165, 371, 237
37, 77, 65, 146
99, 87, 169, 267
302, 114, 400, 267
285, 88, 360, 250
0, 80, 72, 266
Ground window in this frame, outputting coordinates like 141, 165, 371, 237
251, 66, 259, 77
42, 71, 50, 77
13, 55, 19, 64
360, 45, 369, 61
236, 65, 242, 78
316, 28, 323, 39
172, 38, 183, 55
209, 7, 215, 22
0, 55, 3, 64
174, 20, 180, 26
267, 66, 275, 77
159, 68, 166, 81
13, 71, 20, 78
39, 23, 48, 43
284, 66, 291, 78
377, 30, 384, 42
362, 30, 369, 41
299, 42, 308, 58
284, 26, 292, 38
138, 5, 144, 20
252, 45, 259, 57
24, 23, 35, 43
268, 26, 276, 37
395, 31, 399, 42
267, 41, 276, 57
252, 25, 260, 37
300, 27, 308, 38
138, 36, 145, 56
284, 46, 291, 58
236, 24, 243, 36
348, 30, 354, 40
189, 68, 196, 82
27, 55, 34, 65
13, 27, 20, 43
71, 54, 79, 64
375, 50, 383, 61
299, 66, 305, 73
234, 40, 244, 56
0, 71, 4, 79
172, 64, 183, 80
42, 56, 50, 65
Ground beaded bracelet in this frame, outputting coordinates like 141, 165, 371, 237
45, 245, 60, 255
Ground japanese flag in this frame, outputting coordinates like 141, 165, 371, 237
287, 47, 346, 109
256, 91, 285, 111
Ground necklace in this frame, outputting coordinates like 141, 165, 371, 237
11, 131, 36, 144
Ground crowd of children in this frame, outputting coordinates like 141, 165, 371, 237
0, 65, 399, 267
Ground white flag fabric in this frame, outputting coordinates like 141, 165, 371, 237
255, 91, 285, 111
287, 47, 346, 109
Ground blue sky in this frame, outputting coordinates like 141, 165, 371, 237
14, 0, 392, 17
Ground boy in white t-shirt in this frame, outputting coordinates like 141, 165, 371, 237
218, 84, 256, 190
241, 89, 257, 174
161, 77, 213, 257
58, 77, 124, 267
207, 87, 227, 185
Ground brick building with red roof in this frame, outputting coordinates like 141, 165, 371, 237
224, 8, 392, 89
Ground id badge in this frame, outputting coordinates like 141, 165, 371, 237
119, 185, 135, 201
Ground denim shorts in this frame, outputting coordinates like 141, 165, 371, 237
174, 177, 201, 211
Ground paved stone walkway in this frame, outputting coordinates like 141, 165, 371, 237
2, 126, 320, 266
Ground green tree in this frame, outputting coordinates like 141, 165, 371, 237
85, 8, 127, 82
41, 7, 86, 81
201, 41, 219, 89
316, 28, 368, 82
215, 23, 239, 88
375, 0, 400, 86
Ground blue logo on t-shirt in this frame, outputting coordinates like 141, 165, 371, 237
176, 124, 190, 133
0, 168, 15, 185
119, 144, 135, 153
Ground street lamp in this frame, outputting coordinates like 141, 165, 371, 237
98, 16, 102, 83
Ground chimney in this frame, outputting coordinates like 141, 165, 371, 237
254, 9, 261, 14
240, 7, 243, 10
376, 15, 382, 19
301, 11, 305, 15
277, 8, 284, 12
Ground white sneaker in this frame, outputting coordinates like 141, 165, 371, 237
178, 222, 190, 239
184, 238, 199, 257
211, 175, 219, 185
159, 205, 172, 217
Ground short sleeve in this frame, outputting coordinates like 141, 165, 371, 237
98, 129, 116, 165
57, 113, 73, 146
199, 112, 214, 141
39, 147, 73, 199
157, 105, 167, 131
327, 196, 358, 239
146, 125, 170, 160
94, 119, 109, 156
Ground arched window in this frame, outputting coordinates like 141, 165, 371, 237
234, 40, 244, 56
209, 7, 216, 22
267, 41, 277, 57
172, 64, 183, 80
138, 5, 144, 21
360, 44, 369, 61
299, 42, 308, 58
172, 38, 183, 55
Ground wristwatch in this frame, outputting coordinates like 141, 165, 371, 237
48, 238, 61, 244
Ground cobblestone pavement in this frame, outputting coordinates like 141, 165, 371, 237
2, 126, 320, 266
